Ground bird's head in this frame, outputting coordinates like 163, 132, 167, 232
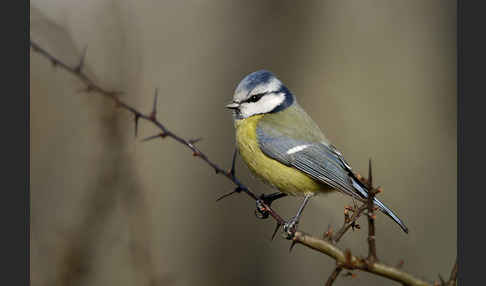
226, 70, 295, 119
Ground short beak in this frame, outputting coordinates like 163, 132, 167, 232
225, 102, 240, 110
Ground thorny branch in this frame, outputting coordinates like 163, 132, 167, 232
324, 266, 343, 286
448, 259, 458, 286
293, 232, 433, 286
30, 41, 457, 286
330, 204, 366, 243
365, 159, 378, 263
434, 258, 457, 286
30, 40, 285, 226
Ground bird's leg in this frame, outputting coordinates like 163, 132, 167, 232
255, 192, 287, 219
260, 192, 287, 205
283, 193, 313, 236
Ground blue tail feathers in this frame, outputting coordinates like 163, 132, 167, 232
373, 197, 409, 233
351, 178, 409, 233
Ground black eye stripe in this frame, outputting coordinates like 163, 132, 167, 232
245, 93, 266, 103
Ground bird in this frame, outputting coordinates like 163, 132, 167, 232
226, 70, 408, 235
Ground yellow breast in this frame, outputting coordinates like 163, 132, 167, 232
234, 115, 329, 196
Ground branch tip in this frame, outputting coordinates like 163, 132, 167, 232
74, 46, 88, 73
367, 158, 373, 189
325, 266, 343, 286
271, 223, 281, 240
134, 114, 141, 137
141, 133, 165, 142
447, 259, 458, 286
343, 271, 357, 278
149, 88, 159, 119
228, 149, 237, 178
323, 225, 333, 240
289, 240, 297, 252
344, 249, 353, 267
216, 187, 241, 202
365, 160, 378, 262
438, 274, 445, 285
77, 85, 94, 94
188, 138, 203, 145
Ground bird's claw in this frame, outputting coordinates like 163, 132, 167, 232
283, 217, 299, 238
255, 193, 285, 219
255, 199, 270, 219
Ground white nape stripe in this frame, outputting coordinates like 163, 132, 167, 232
286, 144, 310, 154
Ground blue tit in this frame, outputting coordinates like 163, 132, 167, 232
226, 70, 408, 234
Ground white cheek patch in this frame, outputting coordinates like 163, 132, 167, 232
239, 93, 285, 118
286, 144, 310, 154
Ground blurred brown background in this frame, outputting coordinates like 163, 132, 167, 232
30, 1, 456, 285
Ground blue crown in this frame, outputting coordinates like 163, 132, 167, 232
236, 70, 276, 93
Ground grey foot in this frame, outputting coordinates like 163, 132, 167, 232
283, 217, 299, 237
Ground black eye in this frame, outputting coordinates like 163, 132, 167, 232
247, 93, 265, 103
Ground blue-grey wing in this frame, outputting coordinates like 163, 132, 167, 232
256, 125, 368, 200
256, 116, 409, 233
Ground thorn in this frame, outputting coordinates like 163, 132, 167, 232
109, 90, 124, 97
51, 60, 58, 68
188, 138, 203, 145
323, 225, 333, 239
345, 205, 355, 211
344, 208, 350, 223
114, 98, 122, 109
344, 249, 353, 266
438, 274, 446, 285
74, 46, 88, 73
149, 88, 159, 119
271, 223, 281, 240
134, 114, 140, 137
367, 158, 373, 189
396, 259, 404, 269
77, 85, 94, 94
229, 148, 237, 178
141, 133, 165, 142
289, 240, 297, 252
344, 248, 354, 268
343, 271, 357, 278
216, 187, 241, 202
30, 42, 39, 51
192, 151, 201, 157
